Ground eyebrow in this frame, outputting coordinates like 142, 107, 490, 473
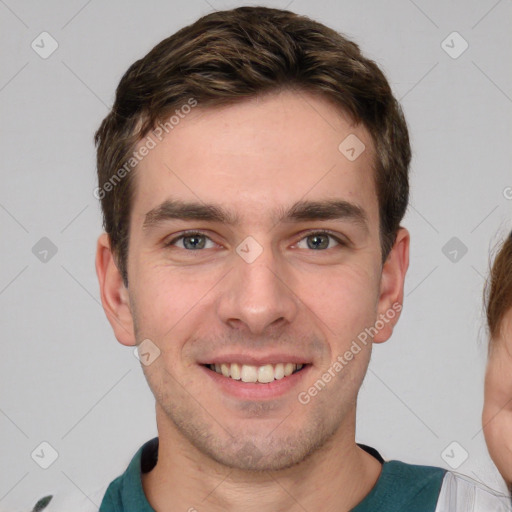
142, 198, 368, 232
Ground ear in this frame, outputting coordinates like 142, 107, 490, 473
95, 232, 136, 346
373, 227, 410, 344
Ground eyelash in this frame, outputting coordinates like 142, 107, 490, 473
164, 230, 347, 251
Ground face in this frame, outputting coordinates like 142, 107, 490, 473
97, 89, 408, 471
483, 308, 512, 485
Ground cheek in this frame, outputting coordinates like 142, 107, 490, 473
130, 264, 223, 345
295, 261, 380, 337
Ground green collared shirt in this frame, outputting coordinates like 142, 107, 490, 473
99, 437, 446, 511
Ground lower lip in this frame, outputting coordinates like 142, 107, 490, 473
200, 364, 311, 400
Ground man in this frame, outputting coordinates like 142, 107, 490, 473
35, 5, 511, 511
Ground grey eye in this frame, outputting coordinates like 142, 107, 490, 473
296, 232, 341, 250
167, 233, 215, 250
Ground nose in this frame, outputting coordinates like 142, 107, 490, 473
216, 240, 299, 336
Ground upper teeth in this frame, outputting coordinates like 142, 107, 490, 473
210, 363, 304, 383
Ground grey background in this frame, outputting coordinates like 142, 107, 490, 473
1, 0, 511, 509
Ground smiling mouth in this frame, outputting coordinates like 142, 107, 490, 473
204, 363, 307, 384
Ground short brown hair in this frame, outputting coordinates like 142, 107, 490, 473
94, 6, 410, 287
485, 231, 512, 343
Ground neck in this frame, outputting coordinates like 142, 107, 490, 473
142, 408, 382, 512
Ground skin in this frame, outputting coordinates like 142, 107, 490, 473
483, 308, 512, 488
96, 89, 410, 512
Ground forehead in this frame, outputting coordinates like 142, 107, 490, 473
130, 90, 378, 231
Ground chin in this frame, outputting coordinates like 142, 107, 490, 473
203, 438, 314, 472
189, 416, 338, 473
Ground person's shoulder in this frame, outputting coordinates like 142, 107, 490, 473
354, 456, 511, 512
383, 460, 512, 511
435, 470, 512, 512
351, 457, 446, 511
385, 459, 447, 509
383, 458, 447, 489
29, 483, 109, 512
